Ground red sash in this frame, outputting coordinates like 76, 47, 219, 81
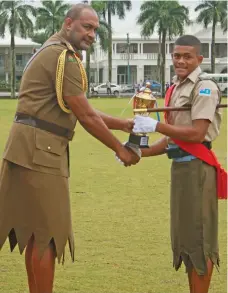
164, 85, 227, 199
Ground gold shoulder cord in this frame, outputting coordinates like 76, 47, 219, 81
56, 50, 88, 113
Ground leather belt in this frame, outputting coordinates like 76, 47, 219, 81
14, 112, 75, 141
166, 141, 212, 159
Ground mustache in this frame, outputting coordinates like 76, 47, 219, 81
86, 38, 96, 44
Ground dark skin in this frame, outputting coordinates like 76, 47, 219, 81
141, 45, 214, 293
141, 44, 210, 157
25, 7, 139, 293
63, 8, 138, 166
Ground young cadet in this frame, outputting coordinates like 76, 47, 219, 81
133, 35, 227, 293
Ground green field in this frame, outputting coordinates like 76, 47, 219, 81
0, 98, 227, 293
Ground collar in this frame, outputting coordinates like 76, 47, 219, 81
173, 66, 202, 85
57, 30, 83, 60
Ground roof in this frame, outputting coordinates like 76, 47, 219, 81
0, 35, 40, 47
194, 25, 227, 40
112, 24, 227, 42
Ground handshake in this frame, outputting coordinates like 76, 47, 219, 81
115, 115, 159, 167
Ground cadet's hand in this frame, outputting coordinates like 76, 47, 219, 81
122, 119, 134, 133
133, 115, 159, 133
116, 146, 140, 167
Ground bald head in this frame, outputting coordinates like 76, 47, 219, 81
62, 3, 99, 51
65, 3, 97, 21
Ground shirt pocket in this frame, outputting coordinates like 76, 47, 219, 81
174, 85, 195, 107
33, 128, 68, 169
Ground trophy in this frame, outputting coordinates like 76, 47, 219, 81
126, 82, 156, 149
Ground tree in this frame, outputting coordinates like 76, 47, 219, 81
31, 31, 49, 45
92, 1, 132, 82
137, 1, 190, 96
85, 20, 110, 96
195, 1, 227, 73
0, 1, 36, 98
36, 0, 70, 38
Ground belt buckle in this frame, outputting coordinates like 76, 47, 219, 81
166, 145, 181, 159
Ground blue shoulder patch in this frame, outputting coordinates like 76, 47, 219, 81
199, 88, 211, 96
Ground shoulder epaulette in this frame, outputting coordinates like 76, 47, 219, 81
198, 74, 217, 83
193, 73, 222, 104
23, 41, 64, 73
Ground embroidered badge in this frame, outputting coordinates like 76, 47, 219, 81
199, 88, 211, 96
68, 55, 76, 62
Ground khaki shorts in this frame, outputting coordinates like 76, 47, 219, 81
170, 159, 219, 275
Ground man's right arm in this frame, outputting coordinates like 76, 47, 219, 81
64, 94, 124, 153
61, 51, 139, 166
141, 137, 168, 157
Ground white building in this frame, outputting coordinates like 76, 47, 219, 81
89, 25, 227, 85
0, 36, 40, 82
0, 25, 227, 86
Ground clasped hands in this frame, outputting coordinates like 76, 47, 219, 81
116, 115, 159, 166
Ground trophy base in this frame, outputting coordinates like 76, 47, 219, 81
127, 133, 149, 149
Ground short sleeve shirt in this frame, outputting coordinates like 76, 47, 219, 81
168, 67, 222, 141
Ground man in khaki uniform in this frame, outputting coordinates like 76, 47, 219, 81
0, 4, 140, 293
132, 35, 222, 293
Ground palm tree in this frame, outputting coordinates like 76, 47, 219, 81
36, 0, 70, 38
85, 1, 110, 96
86, 19, 110, 96
0, 1, 36, 98
92, 1, 132, 82
31, 31, 49, 45
137, 1, 190, 96
195, 1, 227, 73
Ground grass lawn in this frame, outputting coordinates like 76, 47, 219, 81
0, 98, 227, 293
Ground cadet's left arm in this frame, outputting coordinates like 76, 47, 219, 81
134, 81, 219, 143
155, 120, 210, 142
96, 110, 133, 133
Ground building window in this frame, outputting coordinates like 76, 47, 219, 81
117, 65, 137, 84
16, 55, 23, 66
89, 69, 96, 83
144, 65, 159, 81
0, 55, 4, 67
99, 68, 103, 83
144, 65, 153, 80
169, 43, 174, 53
116, 43, 138, 53
117, 43, 127, 53
143, 43, 159, 53
129, 44, 138, 53
215, 43, 227, 58
201, 43, 209, 58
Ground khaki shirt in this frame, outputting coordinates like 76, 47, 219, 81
3, 30, 85, 177
168, 66, 221, 142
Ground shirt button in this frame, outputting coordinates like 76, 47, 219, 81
47, 146, 51, 150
